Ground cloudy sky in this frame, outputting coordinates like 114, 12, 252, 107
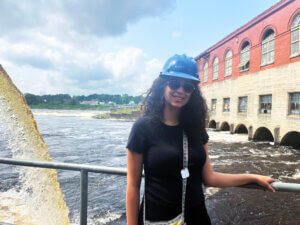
0, 0, 279, 96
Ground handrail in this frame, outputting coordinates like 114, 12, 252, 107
0, 157, 127, 175
239, 182, 300, 193
0, 157, 299, 225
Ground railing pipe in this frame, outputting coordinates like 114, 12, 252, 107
0, 158, 299, 193
271, 182, 300, 193
80, 170, 88, 225
0, 157, 127, 175
239, 182, 300, 193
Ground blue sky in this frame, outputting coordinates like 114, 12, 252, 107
0, 0, 279, 96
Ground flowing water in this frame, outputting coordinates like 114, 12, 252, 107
0, 66, 69, 225
0, 67, 299, 225
0, 109, 299, 225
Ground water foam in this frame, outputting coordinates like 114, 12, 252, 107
70, 212, 122, 225
205, 187, 221, 199
0, 66, 70, 225
207, 130, 249, 143
0, 189, 35, 225
32, 110, 108, 118
92, 212, 122, 224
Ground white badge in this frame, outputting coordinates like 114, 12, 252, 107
181, 168, 189, 179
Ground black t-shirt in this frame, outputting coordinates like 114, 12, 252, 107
127, 116, 208, 216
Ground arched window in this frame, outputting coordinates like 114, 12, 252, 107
291, 13, 300, 57
212, 58, 219, 80
225, 50, 232, 76
203, 62, 208, 83
239, 41, 250, 71
261, 29, 275, 66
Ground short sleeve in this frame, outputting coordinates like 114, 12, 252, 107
126, 117, 148, 154
202, 130, 209, 145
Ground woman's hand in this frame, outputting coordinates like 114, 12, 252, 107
253, 174, 276, 192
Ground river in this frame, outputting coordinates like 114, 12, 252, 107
0, 109, 299, 225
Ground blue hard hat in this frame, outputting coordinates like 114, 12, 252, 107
160, 54, 200, 83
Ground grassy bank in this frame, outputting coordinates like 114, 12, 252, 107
93, 107, 142, 119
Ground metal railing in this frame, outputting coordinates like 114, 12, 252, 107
0, 157, 299, 225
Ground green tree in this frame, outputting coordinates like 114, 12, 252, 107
24, 93, 42, 105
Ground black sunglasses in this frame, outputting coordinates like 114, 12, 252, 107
167, 79, 195, 93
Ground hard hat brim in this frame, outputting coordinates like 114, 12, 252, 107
160, 71, 200, 83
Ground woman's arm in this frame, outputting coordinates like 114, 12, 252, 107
202, 144, 275, 192
126, 149, 143, 225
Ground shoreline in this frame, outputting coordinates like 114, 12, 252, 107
92, 110, 142, 120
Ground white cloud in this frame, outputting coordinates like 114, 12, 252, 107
1, 41, 162, 95
0, 0, 173, 95
0, 0, 176, 38
99, 47, 163, 94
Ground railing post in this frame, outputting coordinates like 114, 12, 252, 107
80, 170, 88, 225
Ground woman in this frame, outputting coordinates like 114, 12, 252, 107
126, 54, 275, 225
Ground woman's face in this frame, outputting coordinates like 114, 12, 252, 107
163, 78, 195, 109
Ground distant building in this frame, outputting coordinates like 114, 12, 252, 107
80, 100, 98, 105
195, 0, 300, 148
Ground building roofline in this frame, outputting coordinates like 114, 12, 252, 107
194, 0, 294, 61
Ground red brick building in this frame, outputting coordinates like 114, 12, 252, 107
196, 0, 300, 84
195, 0, 300, 148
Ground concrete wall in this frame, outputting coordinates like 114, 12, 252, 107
201, 61, 300, 144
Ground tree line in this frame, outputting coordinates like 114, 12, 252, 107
24, 93, 142, 105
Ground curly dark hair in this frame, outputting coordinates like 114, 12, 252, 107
142, 76, 208, 143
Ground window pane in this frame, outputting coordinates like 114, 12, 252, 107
262, 30, 274, 65
269, 51, 274, 62
213, 62, 218, 79
223, 98, 230, 112
290, 93, 300, 115
291, 102, 296, 110
214, 58, 219, 65
292, 14, 300, 28
245, 61, 249, 69
239, 97, 247, 112
241, 52, 245, 62
246, 51, 249, 60
291, 29, 299, 42
211, 99, 217, 111
262, 43, 267, 53
226, 51, 232, 58
260, 95, 272, 114
262, 54, 266, 65
270, 40, 274, 50
291, 42, 299, 55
